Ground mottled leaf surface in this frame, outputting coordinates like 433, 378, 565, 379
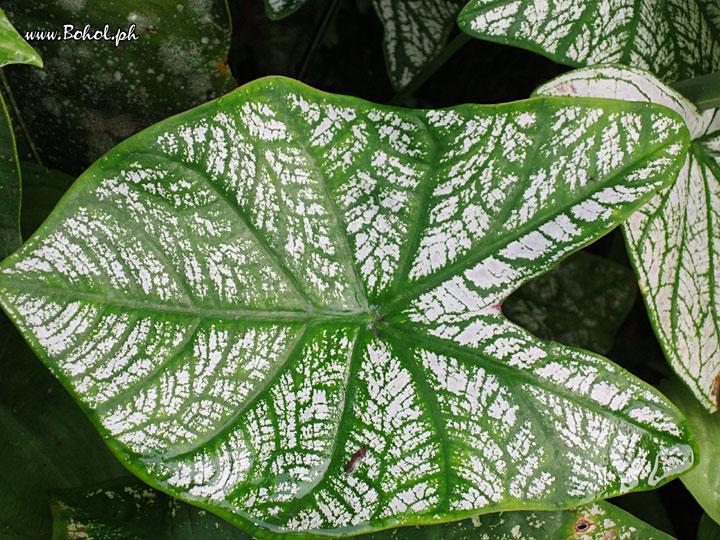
0, 77, 693, 538
3, 0, 236, 175
536, 64, 720, 412
0, 318, 126, 540
50, 479, 675, 540
661, 378, 720, 525
504, 252, 636, 354
372, 0, 466, 89
0, 6, 41, 68
457, 0, 720, 83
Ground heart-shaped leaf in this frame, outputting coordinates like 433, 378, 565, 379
661, 378, 720, 525
457, 0, 720, 83
535, 64, 720, 413
3, 0, 236, 175
372, 0, 465, 89
50, 478, 676, 540
504, 251, 636, 354
0, 76, 694, 538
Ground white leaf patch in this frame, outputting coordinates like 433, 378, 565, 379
0, 77, 693, 538
536, 64, 720, 413
458, 0, 720, 82
372, 0, 466, 89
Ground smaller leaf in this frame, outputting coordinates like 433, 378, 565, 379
372, 0, 465, 89
457, 0, 720, 83
0, 6, 41, 68
51, 479, 677, 540
661, 377, 720, 526
504, 251, 636, 354
697, 513, 720, 540
263, 0, 310, 20
19, 162, 74, 239
0, 318, 126, 540
51, 477, 249, 540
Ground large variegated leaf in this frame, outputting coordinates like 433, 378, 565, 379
3, 0, 236, 175
536, 64, 720, 412
50, 478, 676, 540
372, 0, 465, 89
661, 378, 720, 525
0, 76, 693, 538
457, 0, 720, 83
504, 251, 636, 354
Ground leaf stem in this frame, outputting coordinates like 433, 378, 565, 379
389, 33, 471, 107
295, 0, 342, 80
0, 69, 42, 166
671, 71, 720, 110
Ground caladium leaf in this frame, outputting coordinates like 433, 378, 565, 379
535, 64, 720, 412
372, 0, 465, 89
3, 0, 236, 175
457, 0, 720, 83
0, 6, 41, 68
504, 251, 636, 354
0, 76, 693, 538
661, 378, 720, 525
50, 479, 676, 540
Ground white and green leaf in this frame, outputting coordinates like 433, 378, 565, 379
457, 0, 720, 83
264, 0, 310, 20
0, 76, 693, 538
536, 64, 720, 413
372, 0, 466, 89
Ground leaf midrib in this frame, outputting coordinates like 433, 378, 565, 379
0, 279, 368, 321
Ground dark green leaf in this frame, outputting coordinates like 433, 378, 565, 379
3, 0, 236, 175
697, 513, 720, 540
50, 478, 678, 540
0, 76, 693, 538
504, 251, 636, 355
0, 318, 126, 539
661, 378, 720, 525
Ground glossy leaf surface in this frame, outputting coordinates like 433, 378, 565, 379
536, 64, 720, 412
0, 6, 41, 68
661, 378, 720, 525
457, 0, 720, 83
0, 76, 693, 538
372, 0, 465, 89
50, 478, 676, 540
504, 252, 636, 354
3, 0, 236, 175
